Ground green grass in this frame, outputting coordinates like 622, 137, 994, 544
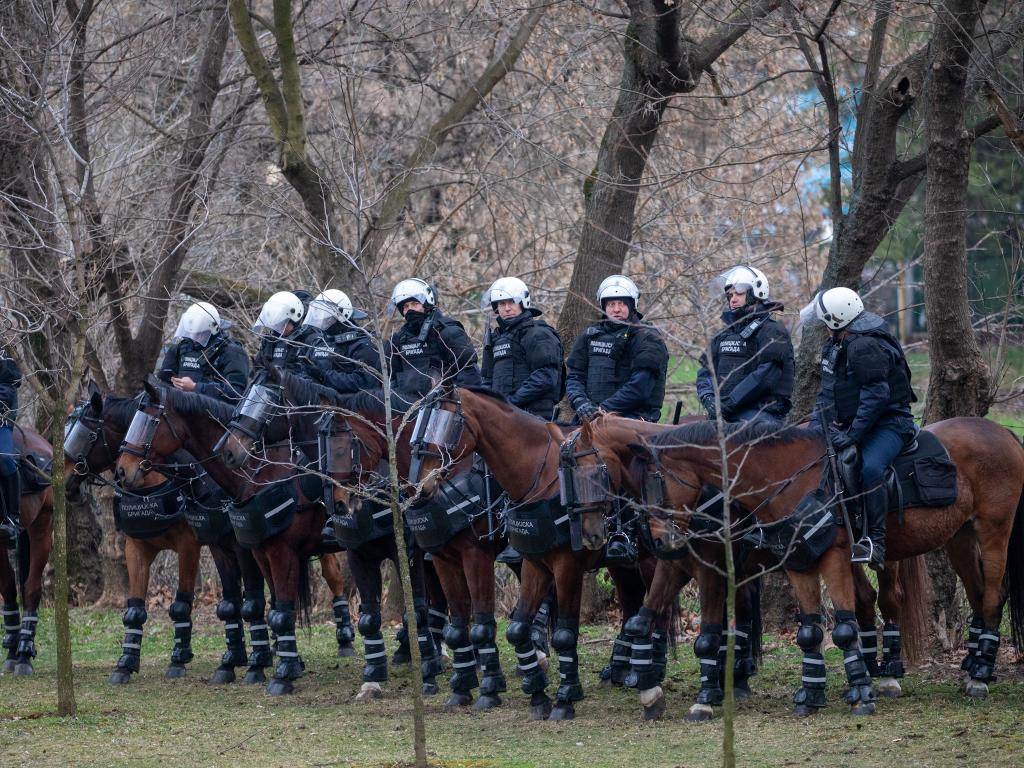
2, 609, 1023, 767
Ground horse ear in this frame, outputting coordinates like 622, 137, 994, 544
87, 379, 100, 397
143, 376, 160, 402
89, 389, 103, 414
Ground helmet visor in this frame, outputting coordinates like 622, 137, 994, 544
173, 317, 212, 347
303, 302, 337, 330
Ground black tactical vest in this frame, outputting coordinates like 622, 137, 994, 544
712, 320, 763, 400
583, 324, 630, 405
170, 338, 228, 383
391, 313, 461, 395
821, 329, 914, 425
489, 316, 559, 417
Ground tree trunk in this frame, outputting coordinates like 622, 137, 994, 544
94, 488, 130, 608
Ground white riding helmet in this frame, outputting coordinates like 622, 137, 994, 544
387, 278, 436, 317
482, 276, 531, 312
253, 291, 305, 335
816, 287, 864, 330
724, 266, 770, 300
597, 274, 640, 307
174, 302, 221, 347
302, 289, 367, 330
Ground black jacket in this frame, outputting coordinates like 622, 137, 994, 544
389, 309, 482, 400
0, 346, 21, 415
159, 332, 251, 404
303, 322, 381, 394
566, 317, 668, 421
481, 309, 563, 418
695, 302, 794, 420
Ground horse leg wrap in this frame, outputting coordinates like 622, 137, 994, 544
268, 601, 302, 681
2, 605, 20, 658
393, 623, 411, 664
216, 598, 247, 668
600, 627, 632, 685
961, 616, 983, 675
833, 612, 874, 707
15, 610, 37, 661
415, 606, 443, 683
357, 610, 387, 683
694, 624, 724, 706
551, 618, 584, 703
792, 614, 826, 711
471, 613, 506, 695
859, 625, 880, 677
732, 622, 757, 692
333, 596, 355, 646
971, 627, 1000, 683
117, 599, 148, 673
880, 622, 904, 678
429, 608, 448, 657
168, 592, 195, 666
443, 617, 478, 694
507, 612, 547, 695
242, 591, 272, 668
531, 598, 551, 656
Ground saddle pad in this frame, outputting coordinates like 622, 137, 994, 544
18, 454, 52, 494
888, 429, 958, 509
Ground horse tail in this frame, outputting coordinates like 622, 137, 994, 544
749, 575, 763, 664
1004, 487, 1024, 653
894, 555, 931, 665
15, 529, 29, 606
668, 598, 680, 660
297, 556, 312, 629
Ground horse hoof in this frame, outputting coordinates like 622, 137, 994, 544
266, 677, 294, 696
422, 682, 440, 696
337, 645, 357, 659
473, 694, 501, 711
793, 705, 819, 717
851, 702, 876, 716
528, 699, 552, 721
355, 682, 383, 702
643, 695, 667, 722
444, 692, 473, 710
685, 703, 715, 722
733, 686, 752, 702
13, 662, 33, 676
209, 667, 237, 685
639, 686, 664, 709
164, 664, 187, 680
965, 680, 989, 699
3, 659, 15, 673
242, 668, 267, 685
108, 669, 133, 685
536, 651, 549, 672
876, 677, 902, 698
548, 703, 575, 721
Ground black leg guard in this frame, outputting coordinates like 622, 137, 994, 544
792, 613, 826, 715
429, 607, 448, 657
600, 627, 632, 686
212, 598, 246, 682
961, 616, 983, 675
333, 596, 355, 652
393, 623, 411, 664
623, 607, 653, 689
880, 622, 904, 678
14, 610, 37, 669
859, 625, 880, 677
168, 592, 194, 671
551, 618, 584, 704
731, 623, 756, 697
268, 601, 303, 685
414, 605, 442, 692
694, 624, 724, 707
357, 610, 387, 683
443, 617, 478, 697
2, 605, 20, 663
471, 613, 506, 697
115, 599, 148, 677
241, 591, 272, 670
531, 598, 551, 656
833, 611, 875, 713
507, 612, 547, 695
971, 627, 1000, 684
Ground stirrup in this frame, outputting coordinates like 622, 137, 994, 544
496, 546, 522, 565
850, 536, 874, 564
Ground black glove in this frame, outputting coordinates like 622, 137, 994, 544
719, 398, 736, 420
575, 401, 599, 422
700, 395, 717, 421
830, 429, 855, 452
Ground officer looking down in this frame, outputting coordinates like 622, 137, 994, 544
299, 289, 381, 395
695, 266, 794, 425
480, 277, 563, 419
566, 274, 668, 423
253, 290, 314, 372
811, 287, 918, 569
158, 301, 250, 403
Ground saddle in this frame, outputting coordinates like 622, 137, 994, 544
835, 430, 958, 518
18, 453, 52, 495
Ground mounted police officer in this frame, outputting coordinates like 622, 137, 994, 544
298, 289, 381, 395
158, 302, 250, 404
253, 291, 314, 373
480, 277, 563, 419
0, 344, 22, 545
812, 287, 917, 568
696, 266, 794, 425
566, 274, 668, 423
387, 278, 481, 400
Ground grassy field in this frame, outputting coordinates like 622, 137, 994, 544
2, 609, 1023, 767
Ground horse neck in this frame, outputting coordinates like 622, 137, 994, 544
466, 394, 559, 502
179, 412, 249, 498
595, 417, 669, 496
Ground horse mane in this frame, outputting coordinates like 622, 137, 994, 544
159, 386, 236, 423
460, 385, 510, 406
280, 371, 344, 408
648, 419, 820, 450
102, 393, 145, 429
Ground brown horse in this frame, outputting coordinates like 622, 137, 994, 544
0, 426, 54, 675
622, 416, 1024, 714
218, 371, 448, 701
113, 380, 353, 695
412, 386, 661, 721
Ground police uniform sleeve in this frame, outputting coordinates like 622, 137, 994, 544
197, 342, 251, 403
510, 326, 562, 408
319, 339, 383, 394
480, 327, 494, 389
695, 349, 715, 402
845, 336, 892, 442
439, 322, 482, 387
601, 328, 666, 413
565, 332, 592, 411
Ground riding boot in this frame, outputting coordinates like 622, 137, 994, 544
851, 485, 886, 569
0, 469, 21, 548
496, 545, 523, 565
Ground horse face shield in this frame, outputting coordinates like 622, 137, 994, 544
316, 411, 362, 515
409, 404, 465, 485
120, 408, 162, 461
229, 383, 282, 441
558, 437, 612, 551
63, 406, 96, 466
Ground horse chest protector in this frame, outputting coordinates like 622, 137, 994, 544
404, 466, 490, 552
228, 479, 298, 548
504, 495, 571, 555
113, 481, 186, 539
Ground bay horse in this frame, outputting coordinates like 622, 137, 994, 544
622, 416, 1024, 713
64, 385, 286, 684
411, 386, 660, 721
0, 425, 54, 675
217, 369, 447, 700
112, 380, 352, 695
